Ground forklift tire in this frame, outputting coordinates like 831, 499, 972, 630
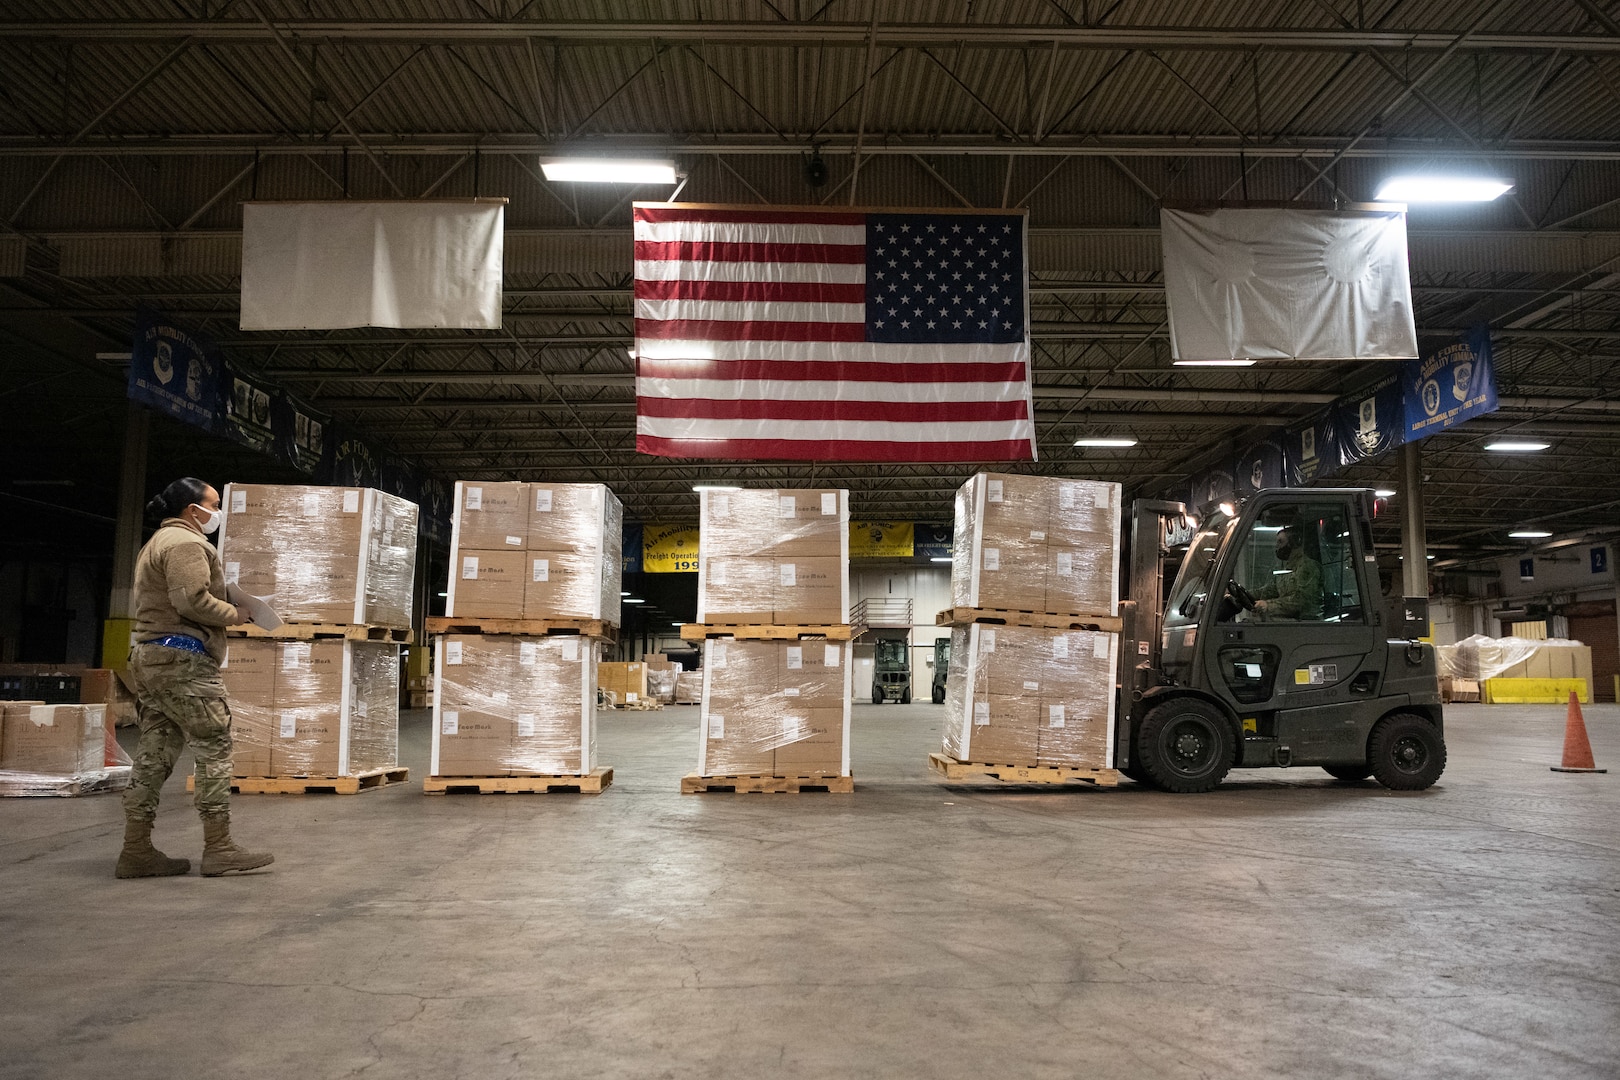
1368, 713, 1446, 791
1120, 763, 1157, 787
901, 687, 911, 704
932, 685, 945, 705
1323, 765, 1373, 782
872, 688, 884, 705
1135, 700, 1234, 794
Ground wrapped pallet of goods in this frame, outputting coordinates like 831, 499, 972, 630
211, 484, 418, 793
0, 702, 132, 797
423, 481, 620, 794
933, 474, 1123, 785
426, 634, 609, 793
684, 488, 854, 793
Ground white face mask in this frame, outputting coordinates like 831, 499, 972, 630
191, 504, 223, 535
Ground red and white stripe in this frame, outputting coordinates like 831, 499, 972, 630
632, 204, 1036, 463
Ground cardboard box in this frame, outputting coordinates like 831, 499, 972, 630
944, 622, 1116, 769
448, 550, 530, 618
218, 640, 398, 778
221, 484, 418, 628
774, 558, 849, 623
431, 634, 597, 776
524, 549, 616, 621
1, 703, 106, 775
78, 669, 138, 727
674, 671, 703, 704
599, 662, 648, 702
952, 473, 1121, 616
453, 481, 530, 551
698, 557, 779, 624
698, 639, 852, 776
700, 488, 848, 559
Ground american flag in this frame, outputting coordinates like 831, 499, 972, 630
632, 203, 1036, 462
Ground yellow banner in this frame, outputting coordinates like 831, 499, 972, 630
643, 524, 701, 573
850, 522, 914, 559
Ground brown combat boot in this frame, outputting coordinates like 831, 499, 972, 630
115, 818, 191, 878
200, 814, 275, 876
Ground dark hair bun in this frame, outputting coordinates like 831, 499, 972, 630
145, 494, 171, 519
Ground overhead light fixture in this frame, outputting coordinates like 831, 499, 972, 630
623, 597, 646, 604
1375, 488, 1397, 498
1073, 437, 1138, 448
436, 591, 448, 598
620, 591, 632, 596
1485, 440, 1550, 452
1172, 359, 1257, 367
693, 484, 742, 492
1509, 529, 1552, 539
540, 157, 678, 184
1374, 175, 1513, 203
929, 556, 953, 563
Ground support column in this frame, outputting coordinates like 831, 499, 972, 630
1400, 440, 1428, 598
103, 403, 149, 667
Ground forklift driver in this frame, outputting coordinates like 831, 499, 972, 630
1252, 525, 1323, 621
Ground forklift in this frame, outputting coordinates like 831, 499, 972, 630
1116, 488, 1446, 793
931, 638, 952, 704
871, 638, 912, 704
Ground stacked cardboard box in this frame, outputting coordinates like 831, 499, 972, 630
674, 672, 703, 705
0, 702, 130, 796
219, 639, 399, 777
79, 668, 138, 727
697, 639, 852, 777
942, 623, 1116, 768
697, 489, 849, 624
951, 473, 1121, 615
447, 481, 623, 621
431, 634, 598, 776
599, 662, 647, 705
220, 485, 418, 628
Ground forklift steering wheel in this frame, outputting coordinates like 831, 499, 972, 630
1227, 581, 1258, 611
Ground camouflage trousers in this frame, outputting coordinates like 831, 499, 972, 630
123, 642, 236, 823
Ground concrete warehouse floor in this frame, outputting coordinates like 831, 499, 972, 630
1, 702, 1616, 1079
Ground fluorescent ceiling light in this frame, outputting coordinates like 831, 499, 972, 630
623, 597, 646, 604
620, 591, 631, 596
930, 556, 953, 563
1375, 175, 1513, 202
1375, 489, 1397, 498
541, 157, 678, 184
436, 591, 448, 598
1073, 437, 1138, 447
693, 484, 742, 492
1172, 359, 1257, 367
1509, 530, 1552, 539
1484, 440, 1550, 452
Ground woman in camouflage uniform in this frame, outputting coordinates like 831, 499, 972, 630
117, 476, 273, 879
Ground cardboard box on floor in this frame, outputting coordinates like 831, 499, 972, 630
698, 638, 852, 777
219, 639, 400, 777
0, 703, 107, 775
599, 662, 647, 703
431, 634, 598, 776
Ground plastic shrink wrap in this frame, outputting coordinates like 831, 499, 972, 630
0, 703, 132, 796
432, 634, 599, 776
220, 639, 399, 777
447, 481, 623, 621
698, 639, 851, 777
943, 623, 1117, 768
697, 489, 849, 624
220, 485, 418, 628
952, 473, 1120, 615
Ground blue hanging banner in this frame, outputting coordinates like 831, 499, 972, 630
1234, 438, 1286, 496
1333, 370, 1405, 467
1403, 324, 1498, 440
622, 522, 645, 575
129, 309, 227, 433
1188, 465, 1235, 512
221, 366, 278, 456
272, 392, 328, 474
1282, 410, 1339, 485
915, 523, 954, 560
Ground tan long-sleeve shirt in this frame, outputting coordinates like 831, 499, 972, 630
133, 518, 237, 662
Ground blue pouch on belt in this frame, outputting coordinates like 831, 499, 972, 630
147, 634, 210, 656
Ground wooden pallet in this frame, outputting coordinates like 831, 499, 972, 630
681, 772, 855, 793
425, 616, 618, 642
188, 766, 411, 795
927, 752, 1119, 787
423, 768, 613, 795
935, 607, 1123, 633
610, 701, 664, 711
680, 623, 854, 642
228, 623, 413, 643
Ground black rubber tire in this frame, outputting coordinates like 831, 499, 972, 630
872, 687, 883, 705
1323, 765, 1373, 782
931, 684, 945, 704
1120, 763, 1157, 787
1368, 713, 1447, 791
1135, 699, 1235, 793
901, 687, 911, 704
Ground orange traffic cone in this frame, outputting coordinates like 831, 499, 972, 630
1551, 690, 1606, 774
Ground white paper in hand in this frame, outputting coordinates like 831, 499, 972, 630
226, 584, 284, 631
